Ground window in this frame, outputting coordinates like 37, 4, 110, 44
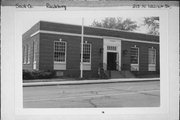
54, 41, 66, 63
27, 44, 30, 64
33, 41, 37, 62
33, 41, 37, 69
83, 43, 91, 63
23, 44, 30, 64
130, 46, 139, 71
107, 46, 117, 51
148, 48, 156, 64
23, 46, 26, 64
130, 47, 139, 64
148, 48, 156, 71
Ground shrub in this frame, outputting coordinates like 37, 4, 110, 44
23, 70, 56, 80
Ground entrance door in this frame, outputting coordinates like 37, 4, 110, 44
107, 52, 117, 70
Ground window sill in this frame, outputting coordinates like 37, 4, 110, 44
82, 64, 91, 70
131, 64, 139, 71
23, 63, 30, 65
54, 62, 66, 64
82, 62, 91, 65
54, 62, 66, 70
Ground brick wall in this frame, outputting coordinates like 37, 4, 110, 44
22, 22, 40, 71
23, 21, 160, 78
39, 33, 103, 78
121, 41, 160, 73
23, 34, 40, 70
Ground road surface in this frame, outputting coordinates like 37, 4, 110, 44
23, 81, 160, 108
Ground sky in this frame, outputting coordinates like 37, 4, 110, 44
18, 10, 153, 34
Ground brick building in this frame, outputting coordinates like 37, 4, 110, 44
22, 21, 159, 78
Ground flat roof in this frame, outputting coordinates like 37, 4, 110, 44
39, 21, 159, 43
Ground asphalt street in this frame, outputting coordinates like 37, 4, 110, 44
23, 81, 160, 108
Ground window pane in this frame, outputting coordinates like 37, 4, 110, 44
26, 44, 30, 63
23, 46, 25, 63
130, 47, 139, 64
33, 41, 37, 62
28, 45, 30, 63
107, 46, 117, 51
83, 43, 91, 63
54, 41, 66, 62
149, 48, 156, 64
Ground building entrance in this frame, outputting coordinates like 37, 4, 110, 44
107, 52, 117, 70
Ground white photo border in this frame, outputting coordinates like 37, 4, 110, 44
1, 6, 179, 120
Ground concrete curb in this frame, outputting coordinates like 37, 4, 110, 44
23, 78, 160, 87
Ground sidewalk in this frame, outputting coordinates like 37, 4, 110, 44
23, 78, 160, 87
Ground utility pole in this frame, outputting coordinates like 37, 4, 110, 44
80, 18, 84, 78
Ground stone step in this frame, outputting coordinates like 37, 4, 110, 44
111, 71, 125, 78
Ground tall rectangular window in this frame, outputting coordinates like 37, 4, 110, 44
27, 44, 30, 64
83, 43, 91, 63
148, 48, 156, 71
130, 47, 139, 64
148, 48, 156, 64
33, 41, 37, 62
23, 46, 26, 64
33, 41, 37, 69
54, 41, 66, 63
130, 46, 139, 71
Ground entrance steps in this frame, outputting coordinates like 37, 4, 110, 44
105, 71, 136, 78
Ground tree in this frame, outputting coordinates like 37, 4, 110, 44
143, 17, 159, 35
91, 17, 138, 31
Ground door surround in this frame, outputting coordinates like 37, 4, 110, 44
103, 37, 121, 71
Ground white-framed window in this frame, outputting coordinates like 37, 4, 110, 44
130, 46, 139, 71
54, 41, 66, 63
23, 44, 30, 64
23, 45, 26, 64
33, 41, 37, 63
148, 48, 156, 64
83, 43, 91, 63
130, 47, 139, 64
33, 41, 37, 69
148, 47, 156, 71
27, 44, 30, 64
